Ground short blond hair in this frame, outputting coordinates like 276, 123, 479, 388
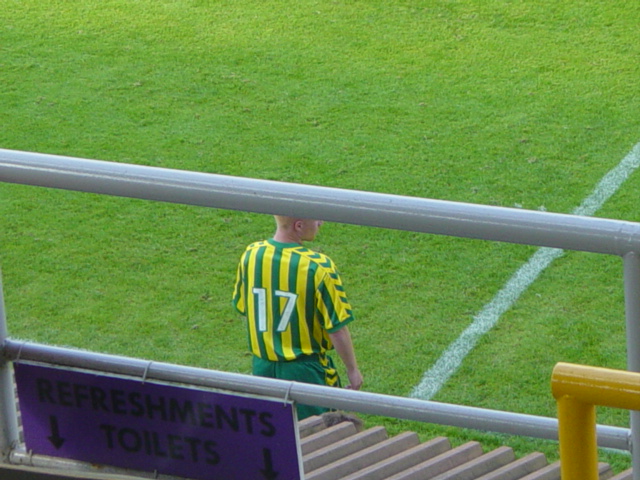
274, 215, 298, 229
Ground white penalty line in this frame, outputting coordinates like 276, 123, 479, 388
410, 142, 640, 401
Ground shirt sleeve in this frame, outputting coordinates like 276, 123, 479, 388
232, 258, 246, 315
316, 262, 355, 333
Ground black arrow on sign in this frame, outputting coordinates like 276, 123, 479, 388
259, 448, 278, 480
47, 415, 65, 449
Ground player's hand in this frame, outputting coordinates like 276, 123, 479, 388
345, 368, 363, 391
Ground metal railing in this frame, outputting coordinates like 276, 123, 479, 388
2, 149, 640, 476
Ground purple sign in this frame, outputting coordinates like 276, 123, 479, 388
14, 363, 302, 480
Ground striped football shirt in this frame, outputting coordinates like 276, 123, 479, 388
232, 239, 354, 361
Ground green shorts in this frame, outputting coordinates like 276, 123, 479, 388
252, 354, 342, 420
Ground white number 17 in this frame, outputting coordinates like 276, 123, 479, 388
252, 288, 298, 333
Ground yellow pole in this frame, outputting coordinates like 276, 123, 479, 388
556, 395, 598, 480
552, 362, 640, 480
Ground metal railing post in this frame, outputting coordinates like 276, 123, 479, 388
624, 252, 640, 479
556, 396, 598, 480
0, 271, 19, 462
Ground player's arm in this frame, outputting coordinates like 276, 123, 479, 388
329, 326, 363, 390
232, 255, 248, 315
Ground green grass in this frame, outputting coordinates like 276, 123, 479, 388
2, 0, 640, 472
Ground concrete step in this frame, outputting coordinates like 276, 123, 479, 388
341, 436, 451, 480
301, 421, 358, 455
430, 446, 515, 480
474, 452, 549, 480
305, 431, 421, 480
610, 469, 633, 480
519, 461, 561, 480
299, 415, 328, 438
303, 426, 388, 473
386, 441, 484, 480
599, 462, 616, 479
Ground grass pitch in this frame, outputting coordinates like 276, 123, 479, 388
2, 0, 640, 471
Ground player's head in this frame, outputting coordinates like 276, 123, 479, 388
274, 216, 323, 242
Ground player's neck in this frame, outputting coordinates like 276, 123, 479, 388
273, 229, 303, 245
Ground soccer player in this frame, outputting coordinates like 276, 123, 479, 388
232, 216, 363, 419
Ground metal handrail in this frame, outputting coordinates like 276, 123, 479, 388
3, 339, 632, 451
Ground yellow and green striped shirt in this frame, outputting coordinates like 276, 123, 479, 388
232, 239, 354, 361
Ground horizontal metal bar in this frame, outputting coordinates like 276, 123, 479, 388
1, 149, 640, 256
2, 339, 630, 451
6, 450, 159, 479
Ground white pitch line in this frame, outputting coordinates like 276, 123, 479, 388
410, 142, 640, 401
